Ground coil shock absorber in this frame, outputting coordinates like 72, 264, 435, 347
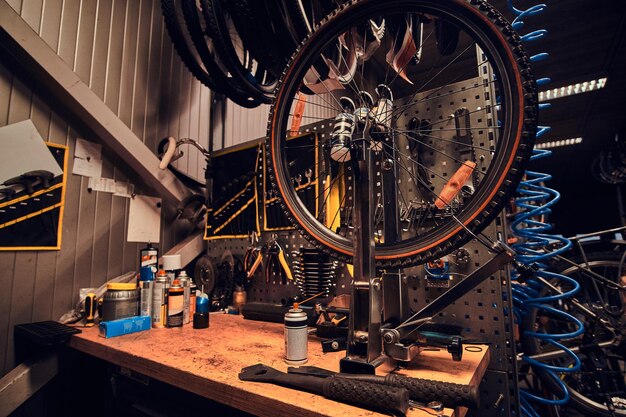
507, 2, 584, 416
329, 97, 356, 162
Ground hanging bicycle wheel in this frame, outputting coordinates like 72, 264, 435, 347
267, 0, 537, 266
522, 255, 626, 417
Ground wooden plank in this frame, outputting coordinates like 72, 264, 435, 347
73, 0, 97, 83
89, 0, 113, 99
141, 0, 163, 154
65, 315, 490, 417
0, 352, 58, 417
117, 0, 139, 128
18, 0, 42, 34
71, 175, 97, 304
39, 0, 63, 53
130, 0, 151, 140
57, 0, 80, 69
0, 253, 16, 375
396, 345, 490, 387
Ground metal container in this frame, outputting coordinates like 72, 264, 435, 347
178, 271, 191, 324
101, 283, 139, 322
166, 279, 184, 328
140, 243, 159, 274
284, 306, 308, 365
152, 270, 169, 328
233, 286, 247, 313
138, 266, 154, 318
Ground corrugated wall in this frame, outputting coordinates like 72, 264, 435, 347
0, 0, 212, 375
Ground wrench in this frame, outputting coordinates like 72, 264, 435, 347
239, 364, 409, 415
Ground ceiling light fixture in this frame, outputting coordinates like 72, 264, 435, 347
538, 78, 607, 102
535, 137, 583, 149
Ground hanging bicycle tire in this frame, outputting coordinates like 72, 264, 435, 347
267, 0, 538, 266
522, 253, 626, 417
200, 0, 277, 104
162, 0, 262, 108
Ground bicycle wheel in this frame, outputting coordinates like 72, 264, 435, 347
162, 0, 261, 108
267, 0, 537, 266
522, 254, 626, 417
200, 0, 277, 104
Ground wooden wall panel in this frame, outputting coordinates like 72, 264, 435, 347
0, 0, 213, 375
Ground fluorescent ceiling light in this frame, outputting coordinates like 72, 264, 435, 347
535, 137, 583, 149
539, 77, 607, 102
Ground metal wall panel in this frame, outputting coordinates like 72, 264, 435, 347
0, 0, 211, 375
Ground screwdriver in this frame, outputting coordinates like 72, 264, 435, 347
85, 292, 97, 327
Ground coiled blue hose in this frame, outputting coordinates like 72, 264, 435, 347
507, 2, 584, 416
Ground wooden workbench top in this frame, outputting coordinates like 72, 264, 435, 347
68, 314, 488, 417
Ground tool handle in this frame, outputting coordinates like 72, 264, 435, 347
85, 292, 96, 327
277, 250, 293, 280
324, 377, 409, 415
385, 374, 479, 407
247, 253, 263, 278
159, 136, 178, 169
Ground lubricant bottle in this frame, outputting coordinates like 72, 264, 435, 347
140, 243, 159, 274
138, 266, 154, 318
193, 296, 209, 329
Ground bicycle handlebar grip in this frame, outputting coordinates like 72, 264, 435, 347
323, 376, 409, 415
159, 136, 177, 169
385, 374, 479, 407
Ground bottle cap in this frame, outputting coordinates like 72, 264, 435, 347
172, 279, 181, 286
139, 266, 154, 281
178, 270, 188, 277
161, 254, 181, 271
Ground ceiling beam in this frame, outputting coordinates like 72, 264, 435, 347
0, 0, 192, 208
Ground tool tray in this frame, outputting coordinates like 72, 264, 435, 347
14, 320, 81, 347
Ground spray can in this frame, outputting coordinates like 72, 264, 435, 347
139, 266, 154, 317
140, 243, 159, 274
162, 254, 181, 281
284, 305, 308, 365
178, 271, 191, 324
189, 282, 197, 317
152, 270, 169, 328
166, 279, 184, 328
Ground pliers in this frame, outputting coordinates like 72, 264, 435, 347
244, 232, 264, 279
266, 241, 293, 284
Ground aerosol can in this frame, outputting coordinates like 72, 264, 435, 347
284, 304, 308, 365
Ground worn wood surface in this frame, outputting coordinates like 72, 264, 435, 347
69, 314, 489, 417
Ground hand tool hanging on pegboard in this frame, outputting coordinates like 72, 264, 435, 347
266, 238, 293, 284
244, 232, 264, 279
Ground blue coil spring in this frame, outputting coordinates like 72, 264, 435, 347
507, 2, 584, 416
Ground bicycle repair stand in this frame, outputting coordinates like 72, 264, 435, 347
339, 134, 515, 375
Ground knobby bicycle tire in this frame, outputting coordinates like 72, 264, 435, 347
162, 0, 261, 108
178, 0, 260, 108
267, 0, 537, 266
200, 0, 276, 104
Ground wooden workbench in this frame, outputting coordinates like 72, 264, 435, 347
68, 314, 489, 417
